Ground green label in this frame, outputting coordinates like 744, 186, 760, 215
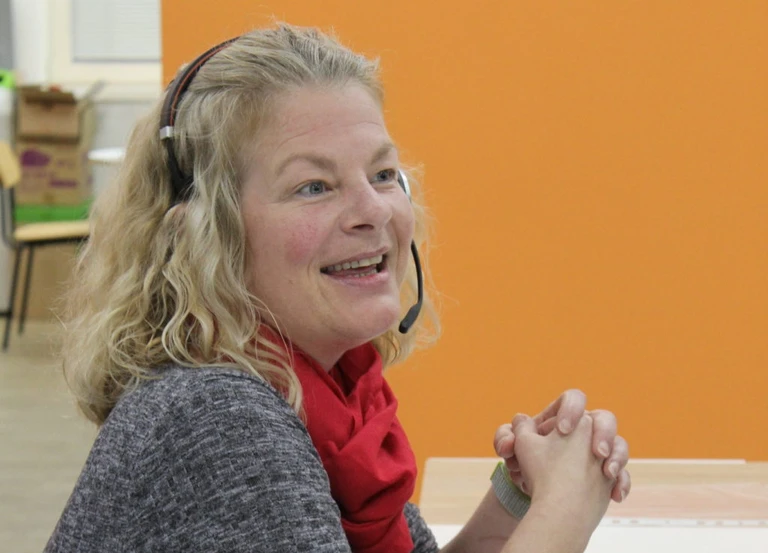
0, 69, 15, 89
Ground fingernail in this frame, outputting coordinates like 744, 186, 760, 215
598, 441, 610, 457
620, 489, 626, 502
558, 419, 572, 434
512, 413, 527, 425
608, 462, 619, 479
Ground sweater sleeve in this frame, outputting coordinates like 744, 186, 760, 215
405, 503, 440, 553
131, 371, 353, 553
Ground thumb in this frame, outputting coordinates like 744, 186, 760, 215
493, 424, 516, 459
511, 413, 537, 436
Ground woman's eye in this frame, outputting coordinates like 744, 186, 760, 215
373, 169, 397, 183
297, 181, 327, 196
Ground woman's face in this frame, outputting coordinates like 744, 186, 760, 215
241, 84, 414, 370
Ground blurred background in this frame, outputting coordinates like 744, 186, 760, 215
1, 1, 766, 551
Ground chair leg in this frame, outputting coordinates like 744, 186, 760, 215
2, 245, 23, 351
18, 246, 34, 335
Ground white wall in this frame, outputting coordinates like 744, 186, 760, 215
10, 0, 48, 83
10, 0, 160, 97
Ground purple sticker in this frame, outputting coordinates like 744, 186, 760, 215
20, 149, 51, 167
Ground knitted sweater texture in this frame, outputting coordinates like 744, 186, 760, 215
44, 367, 439, 553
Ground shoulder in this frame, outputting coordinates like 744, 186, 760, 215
105, 365, 312, 463
125, 367, 346, 550
121, 365, 292, 415
113, 366, 301, 429
46, 366, 351, 552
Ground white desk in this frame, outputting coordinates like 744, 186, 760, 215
421, 458, 768, 552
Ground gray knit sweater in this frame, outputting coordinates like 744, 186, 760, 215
44, 367, 439, 552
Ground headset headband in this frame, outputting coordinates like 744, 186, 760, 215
159, 37, 238, 203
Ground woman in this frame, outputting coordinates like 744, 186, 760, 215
47, 24, 630, 553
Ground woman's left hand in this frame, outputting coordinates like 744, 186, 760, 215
493, 389, 631, 503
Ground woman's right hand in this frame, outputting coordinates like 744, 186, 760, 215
511, 413, 615, 535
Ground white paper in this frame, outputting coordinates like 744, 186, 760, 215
428, 523, 768, 552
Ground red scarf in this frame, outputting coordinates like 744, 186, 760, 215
291, 341, 417, 553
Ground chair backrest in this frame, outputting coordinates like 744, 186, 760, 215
0, 141, 20, 189
0, 140, 19, 247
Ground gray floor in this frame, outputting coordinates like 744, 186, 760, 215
0, 322, 97, 553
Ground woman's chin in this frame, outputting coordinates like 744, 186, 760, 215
343, 305, 402, 343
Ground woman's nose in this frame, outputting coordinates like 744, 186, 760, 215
341, 179, 392, 232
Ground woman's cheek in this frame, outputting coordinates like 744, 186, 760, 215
284, 220, 325, 265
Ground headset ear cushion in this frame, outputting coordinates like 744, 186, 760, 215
397, 170, 412, 200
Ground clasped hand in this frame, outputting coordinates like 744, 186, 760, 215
493, 390, 631, 505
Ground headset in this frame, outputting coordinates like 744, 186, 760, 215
159, 36, 423, 334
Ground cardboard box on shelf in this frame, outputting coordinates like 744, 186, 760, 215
14, 83, 100, 205
14, 140, 93, 204
16, 86, 83, 140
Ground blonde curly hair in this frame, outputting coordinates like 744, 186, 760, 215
62, 24, 439, 425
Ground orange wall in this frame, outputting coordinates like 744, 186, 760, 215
162, 1, 768, 498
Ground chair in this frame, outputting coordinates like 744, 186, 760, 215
0, 141, 89, 350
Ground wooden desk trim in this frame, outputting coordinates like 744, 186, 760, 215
420, 458, 768, 525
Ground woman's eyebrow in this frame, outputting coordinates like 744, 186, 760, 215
275, 142, 398, 176
369, 142, 398, 165
276, 152, 336, 176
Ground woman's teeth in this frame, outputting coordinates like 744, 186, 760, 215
347, 267, 378, 278
323, 254, 384, 274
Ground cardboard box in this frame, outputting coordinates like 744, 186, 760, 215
15, 140, 93, 204
14, 84, 97, 205
16, 86, 83, 140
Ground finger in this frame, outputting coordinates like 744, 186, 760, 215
498, 464, 529, 494
537, 416, 558, 436
511, 413, 537, 435
532, 389, 587, 435
589, 409, 618, 459
507, 471, 530, 496
519, 480, 531, 496
611, 469, 632, 502
493, 424, 516, 459
531, 395, 564, 426
603, 435, 630, 479
505, 456, 520, 474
